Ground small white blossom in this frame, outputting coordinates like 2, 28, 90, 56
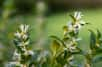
13, 50, 21, 61
67, 22, 73, 32
22, 34, 28, 40
73, 23, 81, 33
69, 46, 76, 51
21, 47, 26, 52
14, 31, 21, 38
20, 24, 25, 32
74, 23, 81, 29
24, 41, 30, 45
20, 24, 29, 33
67, 41, 77, 52
74, 12, 83, 21
27, 50, 34, 56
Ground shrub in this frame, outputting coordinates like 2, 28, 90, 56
7, 12, 102, 67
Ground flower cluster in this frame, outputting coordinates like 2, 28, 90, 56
63, 12, 87, 52
60, 12, 88, 66
50, 12, 87, 67
7, 12, 102, 67
64, 12, 87, 36
8, 24, 33, 67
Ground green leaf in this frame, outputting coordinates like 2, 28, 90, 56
89, 30, 96, 50
56, 49, 71, 66
51, 40, 61, 56
63, 26, 68, 36
69, 14, 76, 22
95, 29, 101, 48
50, 35, 66, 47
63, 26, 68, 32
95, 48, 102, 55
97, 29, 101, 39
71, 47, 83, 55
93, 56, 102, 63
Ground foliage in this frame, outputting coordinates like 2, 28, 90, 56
7, 12, 102, 67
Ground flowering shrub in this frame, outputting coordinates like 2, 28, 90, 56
7, 12, 102, 67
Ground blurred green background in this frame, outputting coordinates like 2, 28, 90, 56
0, 0, 102, 67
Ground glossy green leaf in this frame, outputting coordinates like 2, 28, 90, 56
50, 35, 66, 47
51, 40, 61, 56
56, 49, 70, 66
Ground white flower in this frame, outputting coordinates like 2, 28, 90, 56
22, 50, 33, 56
14, 31, 21, 38
68, 41, 77, 52
67, 22, 73, 32
13, 50, 21, 61
73, 23, 81, 33
20, 24, 29, 33
24, 41, 30, 45
24, 25, 29, 33
27, 50, 34, 56
20, 24, 24, 32
22, 34, 28, 40
21, 47, 26, 52
74, 12, 83, 21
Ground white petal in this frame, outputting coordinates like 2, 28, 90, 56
74, 12, 83, 20
20, 24, 24, 32
24, 25, 29, 33
24, 41, 30, 45
74, 12, 78, 18
22, 34, 28, 39
28, 50, 34, 55
14, 32, 21, 38
77, 12, 81, 20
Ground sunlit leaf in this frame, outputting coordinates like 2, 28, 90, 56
50, 35, 66, 47
63, 26, 68, 32
56, 49, 70, 66
51, 40, 61, 56
63, 26, 68, 36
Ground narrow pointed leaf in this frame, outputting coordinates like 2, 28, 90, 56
50, 35, 66, 47
89, 30, 96, 50
97, 29, 101, 39
69, 14, 76, 22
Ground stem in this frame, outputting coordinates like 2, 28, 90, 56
85, 60, 91, 67
85, 53, 92, 67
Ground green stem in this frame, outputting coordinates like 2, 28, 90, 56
85, 53, 92, 67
